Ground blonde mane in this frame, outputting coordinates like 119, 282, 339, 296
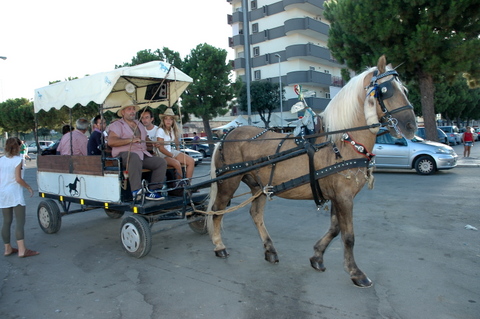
321, 66, 377, 141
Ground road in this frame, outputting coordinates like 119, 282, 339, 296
0, 151, 479, 319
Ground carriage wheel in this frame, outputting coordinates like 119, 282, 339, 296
120, 215, 152, 258
37, 200, 62, 234
104, 209, 124, 219
414, 155, 436, 175
187, 214, 208, 234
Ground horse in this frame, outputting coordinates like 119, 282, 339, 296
206, 56, 417, 287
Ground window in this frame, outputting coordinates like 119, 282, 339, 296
309, 66, 315, 71
254, 70, 261, 80
253, 46, 260, 57
324, 70, 330, 74
326, 92, 331, 99
252, 23, 259, 33
251, 0, 257, 9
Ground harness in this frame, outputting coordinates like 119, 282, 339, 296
210, 69, 413, 208
366, 69, 413, 134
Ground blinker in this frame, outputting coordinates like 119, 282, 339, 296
377, 79, 394, 100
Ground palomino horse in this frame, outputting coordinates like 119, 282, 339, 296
206, 56, 417, 287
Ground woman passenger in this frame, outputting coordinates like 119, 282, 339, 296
155, 107, 195, 182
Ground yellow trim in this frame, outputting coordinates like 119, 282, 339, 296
80, 199, 84, 205
104, 203, 109, 209
41, 193, 45, 198
60, 196, 64, 201
133, 207, 138, 213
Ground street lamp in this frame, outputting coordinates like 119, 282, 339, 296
275, 54, 283, 133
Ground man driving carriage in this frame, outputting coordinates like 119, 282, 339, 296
107, 101, 167, 201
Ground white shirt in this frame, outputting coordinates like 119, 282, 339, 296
156, 128, 175, 152
0, 156, 26, 208
145, 125, 159, 142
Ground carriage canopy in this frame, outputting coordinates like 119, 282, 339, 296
33, 61, 193, 114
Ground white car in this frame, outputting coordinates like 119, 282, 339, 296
27, 141, 54, 154
178, 146, 203, 166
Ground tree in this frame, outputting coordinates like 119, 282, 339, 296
0, 98, 35, 134
324, 0, 480, 141
237, 80, 283, 128
181, 43, 234, 149
116, 48, 182, 69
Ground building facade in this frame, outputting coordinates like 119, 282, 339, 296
227, 0, 346, 120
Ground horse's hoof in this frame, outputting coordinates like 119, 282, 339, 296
215, 249, 229, 258
309, 257, 326, 272
264, 251, 279, 263
351, 276, 373, 288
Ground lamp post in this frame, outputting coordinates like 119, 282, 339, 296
274, 54, 283, 132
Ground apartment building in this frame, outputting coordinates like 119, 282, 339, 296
227, 0, 346, 119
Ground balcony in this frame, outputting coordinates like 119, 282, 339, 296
286, 43, 341, 67
284, 17, 329, 43
283, 0, 325, 15
286, 70, 331, 88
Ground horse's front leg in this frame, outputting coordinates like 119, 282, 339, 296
249, 191, 278, 263
335, 199, 372, 288
310, 206, 340, 272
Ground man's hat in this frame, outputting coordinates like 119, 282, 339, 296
117, 99, 139, 117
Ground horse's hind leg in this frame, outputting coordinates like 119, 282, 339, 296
249, 192, 278, 263
310, 206, 340, 272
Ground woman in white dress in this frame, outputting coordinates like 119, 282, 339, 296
155, 108, 195, 181
0, 137, 38, 258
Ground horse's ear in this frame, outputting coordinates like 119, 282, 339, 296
364, 94, 380, 134
377, 55, 387, 74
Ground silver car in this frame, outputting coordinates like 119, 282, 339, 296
374, 129, 458, 175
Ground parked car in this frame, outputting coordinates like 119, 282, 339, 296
415, 127, 448, 144
177, 146, 203, 166
40, 140, 60, 155
374, 129, 458, 175
438, 126, 461, 145
27, 141, 54, 154
180, 137, 213, 158
474, 128, 480, 141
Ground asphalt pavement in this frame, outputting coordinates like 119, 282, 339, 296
0, 143, 479, 319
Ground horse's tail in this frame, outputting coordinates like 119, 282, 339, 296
206, 143, 220, 236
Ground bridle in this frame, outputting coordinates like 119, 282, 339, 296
366, 69, 413, 134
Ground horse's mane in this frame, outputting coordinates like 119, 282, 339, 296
321, 66, 377, 140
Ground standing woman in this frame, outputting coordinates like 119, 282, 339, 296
1, 137, 39, 258
155, 107, 195, 181
462, 126, 474, 158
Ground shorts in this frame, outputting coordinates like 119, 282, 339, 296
155, 149, 182, 158
464, 142, 473, 147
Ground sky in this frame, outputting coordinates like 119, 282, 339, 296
0, 0, 233, 102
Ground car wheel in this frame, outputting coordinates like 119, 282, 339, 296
199, 150, 207, 158
414, 155, 437, 175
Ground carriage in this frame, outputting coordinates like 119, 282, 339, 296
33, 61, 209, 258
34, 56, 416, 287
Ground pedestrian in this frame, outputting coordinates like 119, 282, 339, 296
192, 132, 200, 151
19, 140, 31, 164
1, 137, 39, 258
462, 126, 475, 157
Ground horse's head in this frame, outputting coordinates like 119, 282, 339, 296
363, 56, 417, 139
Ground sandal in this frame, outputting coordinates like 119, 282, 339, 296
19, 249, 39, 258
4, 248, 18, 256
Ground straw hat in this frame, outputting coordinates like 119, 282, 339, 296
159, 107, 179, 120
117, 100, 139, 117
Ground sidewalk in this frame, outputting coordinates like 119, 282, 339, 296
453, 143, 480, 167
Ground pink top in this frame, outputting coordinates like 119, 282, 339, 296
108, 119, 151, 160
57, 129, 88, 156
